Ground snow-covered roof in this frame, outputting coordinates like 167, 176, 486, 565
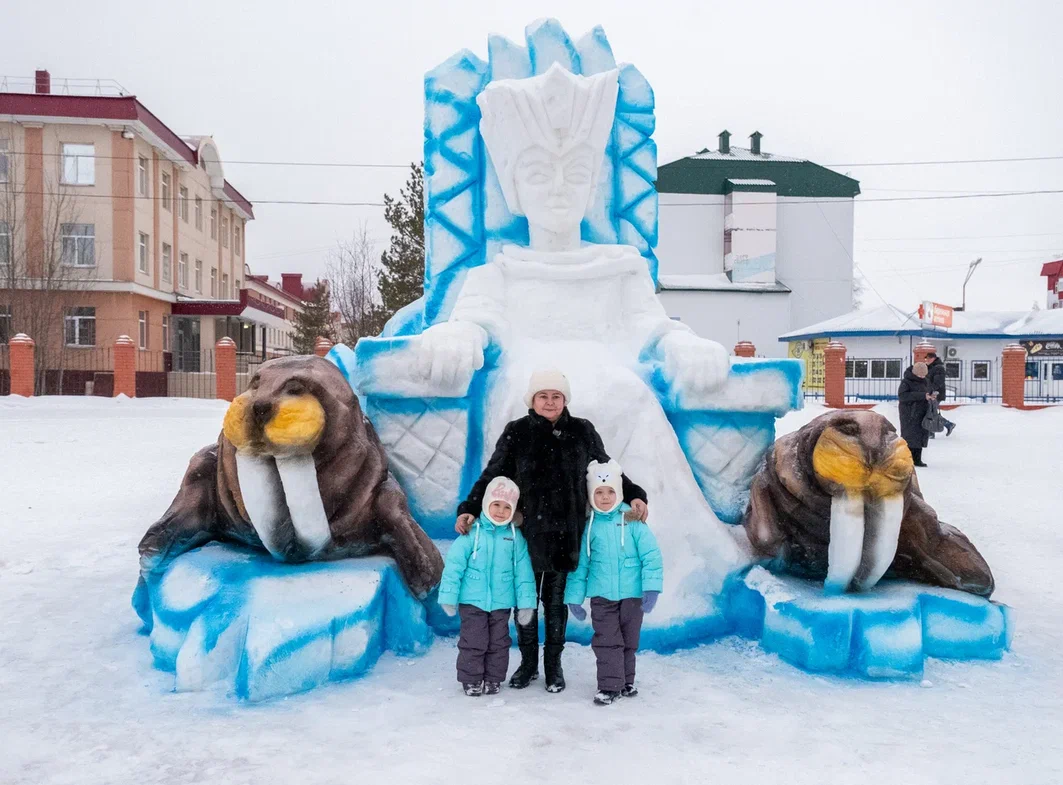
780, 304, 1063, 341
726, 178, 776, 186
691, 146, 804, 162
659, 273, 791, 293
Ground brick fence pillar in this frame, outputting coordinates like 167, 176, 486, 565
734, 340, 756, 358
314, 336, 333, 357
8, 334, 36, 397
913, 340, 938, 366
1001, 343, 1027, 409
113, 335, 136, 398
216, 337, 237, 402
823, 341, 847, 408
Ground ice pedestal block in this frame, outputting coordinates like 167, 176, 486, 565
132, 543, 433, 701
724, 567, 1012, 678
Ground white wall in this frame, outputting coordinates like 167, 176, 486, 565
656, 194, 725, 276
774, 197, 855, 332
660, 290, 791, 356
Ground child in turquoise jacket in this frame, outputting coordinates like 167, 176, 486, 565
566, 460, 663, 705
439, 476, 537, 696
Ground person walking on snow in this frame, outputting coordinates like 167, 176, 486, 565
439, 477, 537, 696
898, 361, 932, 468
456, 370, 648, 694
565, 460, 663, 706
925, 351, 956, 436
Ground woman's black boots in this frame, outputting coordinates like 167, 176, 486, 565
508, 572, 568, 692
508, 615, 540, 689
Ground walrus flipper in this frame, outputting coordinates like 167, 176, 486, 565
373, 475, 444, 600
742, 467, 786, 558
138, 444, 220, 575
891, 495, 995, 597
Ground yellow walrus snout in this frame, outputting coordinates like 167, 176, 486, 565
812, 427, 913, 497
223, 390, 326, 456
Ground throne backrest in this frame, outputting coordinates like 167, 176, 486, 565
417, 19, 659, 331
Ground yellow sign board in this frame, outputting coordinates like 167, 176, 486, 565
789, 339, 827, 391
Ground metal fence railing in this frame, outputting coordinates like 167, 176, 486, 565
0, 344, 9, 396
42, 348, 114, 395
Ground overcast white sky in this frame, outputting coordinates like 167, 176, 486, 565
4, 0, 1062, 315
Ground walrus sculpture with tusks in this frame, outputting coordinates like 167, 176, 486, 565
742, 409, 994, 597
138, 355, 444, 599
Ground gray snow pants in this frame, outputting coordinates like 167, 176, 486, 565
456, 605, 512, 684
590, 597, 644, 692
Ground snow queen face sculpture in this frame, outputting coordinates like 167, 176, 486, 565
477, 63, 618, 251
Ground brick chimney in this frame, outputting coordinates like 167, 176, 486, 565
281, 273, 305, 300
35, 69, 51, 95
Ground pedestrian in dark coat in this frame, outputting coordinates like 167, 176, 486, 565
898, 362, 932, 467
925, 352, 956, 436
455, 369, 648, 695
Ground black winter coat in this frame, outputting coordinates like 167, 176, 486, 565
457, 409, 647, 573
927, 357, 948, 399
898, 368, 930, 449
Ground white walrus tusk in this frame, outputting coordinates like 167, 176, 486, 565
234, 452, 288, 560
274, 454, 332, 556
825, 492, 865, 594
852, 494, 904, 591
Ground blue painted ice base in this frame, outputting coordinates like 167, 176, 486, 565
723, 566, 1012, 679
132, 543, 433, 702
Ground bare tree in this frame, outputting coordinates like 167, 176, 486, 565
0, 140, 93, 392
326, 222, 387, 346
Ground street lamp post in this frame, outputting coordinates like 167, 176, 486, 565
961, 257, 982, 311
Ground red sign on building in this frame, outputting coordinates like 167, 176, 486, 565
919, 301, 954, 328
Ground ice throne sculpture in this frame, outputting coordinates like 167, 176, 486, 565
330, 20, 803, 644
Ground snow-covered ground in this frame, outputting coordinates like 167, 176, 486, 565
1, 396, 1060, 785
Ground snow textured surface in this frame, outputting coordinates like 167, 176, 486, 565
133, 543, 433, 702
0, 396, 1059, 784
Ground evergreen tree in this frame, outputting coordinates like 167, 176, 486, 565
378, 162, 425, 319
291, 282, 335, 355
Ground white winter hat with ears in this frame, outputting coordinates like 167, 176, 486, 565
586, 459, 623, 513
524, 369, 572, 409
482, 476, 520, 526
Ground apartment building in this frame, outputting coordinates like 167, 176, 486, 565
0, 70, 299, 370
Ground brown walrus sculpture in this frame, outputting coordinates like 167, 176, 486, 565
138, 355, 444, 599
742, 409, 994, 597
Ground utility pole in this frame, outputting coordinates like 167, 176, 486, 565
960, 257, 982, 311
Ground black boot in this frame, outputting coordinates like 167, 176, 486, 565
508, 609, 539, 689
542, 572, 568, 693
913, 448, 927, 468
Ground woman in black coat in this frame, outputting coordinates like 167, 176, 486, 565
455, 370, 647, 693
898, 361, 932, 467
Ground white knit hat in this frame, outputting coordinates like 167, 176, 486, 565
586, 459, 623, 513
524, 369, 572, 408
482, 476, 519, 526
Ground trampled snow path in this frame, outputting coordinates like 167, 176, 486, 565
1, 396, 1060, 784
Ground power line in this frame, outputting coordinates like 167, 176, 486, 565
825, 154, 1063, 168
861, 231, 1063, 242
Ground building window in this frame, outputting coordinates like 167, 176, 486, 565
162, 315, 169, 351
210, 268, 217, 298
138, 310, 149, 349
61, 143, 95, 185
845, 359, 869, 379
178, 253, 189, 289
179, 187, 189, 221
60, 224, 96, 267
64, 306, 96, 346
0, 304, 11, 343
972, 361, 991, 381
138, 156, 148, 196
1025, 361, 1039, 381
0, 221, 10, 268
162, 243, 172, 283
945, 361, 961, 380
195, 197, 203, 231
194, 259, 203, 292
0, 139, 10, 183
234, 225, 241, 256
868, 359, 902, 379
161, 173, 172, 210
221, 217, 229, 249
1053, 363, 1063, 382
210, 208, 217, 240
222, 273, 229, 299
138, 232, 149, 274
